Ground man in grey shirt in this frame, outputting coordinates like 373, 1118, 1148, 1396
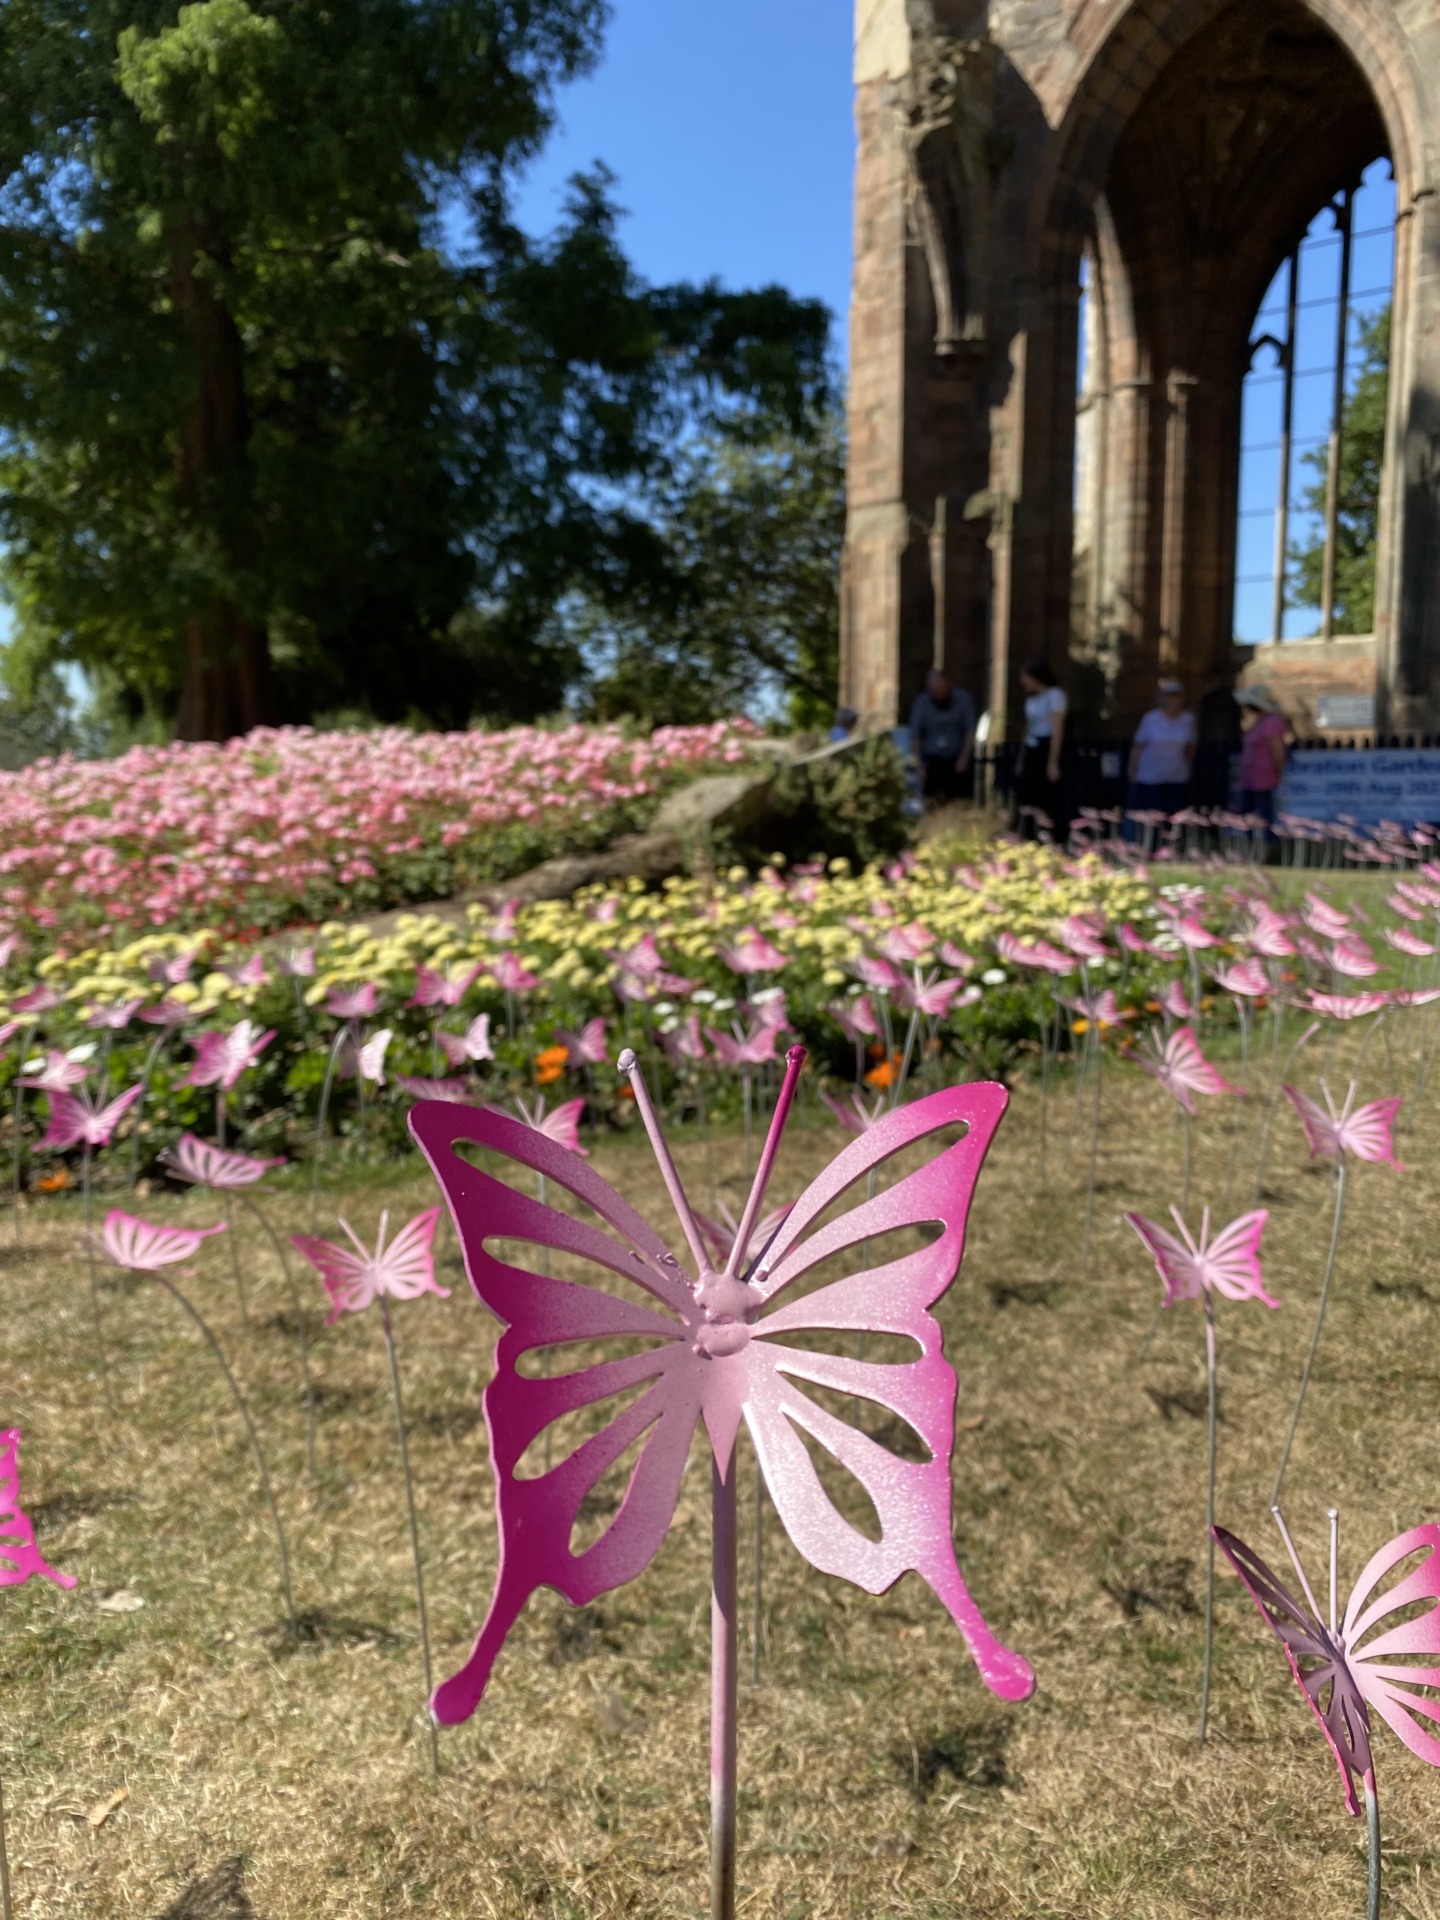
908, 669, 976, 804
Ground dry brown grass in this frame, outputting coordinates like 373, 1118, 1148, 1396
4, 1015, 1440, 1919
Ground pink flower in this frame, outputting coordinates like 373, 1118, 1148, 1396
101, 1209, 227, 1270
717, 928, 788, 975
276, 946, 316, 979
163, 1133, 285, 1189
185, 1020, 276, 1090
223, 952, 268, 989
291, 1209, 448, 1322
850, 953, 904, 995
893, 972, 978, 1019
139, 997, 192, 1028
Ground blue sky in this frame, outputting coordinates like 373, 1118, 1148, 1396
515, 0, 856, 351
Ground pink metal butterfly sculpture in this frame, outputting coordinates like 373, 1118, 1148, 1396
1135, 1025, 1242, 1115
102, 1209, 226, 1270
555, 1017, 609, 1067
437, 1014, 494, 1068
40, 1083, 143, 1152
1, 1430, 76, 1590
410, 962, 483, 1010
1125, 1207, 1277, 1309
292, 1209, 447, 1323
163, 1133, 284, 1189
394, 1075, 472, 1104
408, 1053, 1035, 1729
186, 1020, 276, 1090
1215, 1511, 1440, 1817
500, 1095, 588, 1156
1283, 1083, 1405, 1168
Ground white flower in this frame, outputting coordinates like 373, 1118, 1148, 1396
67, 1043, 98, 1063
981, 968, 1007, 987
690, 989, 717, 1005
712, 999, 736, 1014
751, 986, 784, 1006
653, 1001, 677, 1017
1151, 934, 1182, 954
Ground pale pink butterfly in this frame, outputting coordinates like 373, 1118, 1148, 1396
19, 1050, 89, 1092
410, 961, 483, 1010
407, 1063, 1035, 1726
186, 1020, 276, 1090
1282, 1083, 1405, 1169
1214, 1513, 1440, 1817
1303, 892, 1351, 939
291, 1209, 448, 1324
437, 1014, 494, 1068
41, 1083, 144, 1152
1385, 927, 1437, 958
491, 952, 539, 994
1304, 990, 1392, 1020
1125, 1207, 1277, 1309
1210, 959, 1269, 999
84, 999, 143, 1032
1135, 1025, 1242, 1115
325, 983, 380, 1021
163, 1133, 285, 1189
706, 1020, 781, 1069
101, 1209, 227, 1271
555, 1017, 609, 1067
820, 1090, 888, 1136
1331, 936, 1380, 979
393, 1075, 472, 1104
717, 930, 788, 975
827, 995, 879, 1043
497, 1094, 589, 1157
338, 1028, 392, 1086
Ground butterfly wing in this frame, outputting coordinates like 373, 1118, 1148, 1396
95, 1084, 143, 1142
289, 1233, 379, 1320
1124, 1212, 1202, 1306
0, 1430, 77, 1590
409, 1100, 702, 1726
1338, 1097, 1405, 1169
1344, 1525, 1440, 1774
1214, 1525, 1372, 1815
1197, 1211, 1276, 1307
1167, 1027, 1237, 1103
734, 1083, 1033, 1703
538, 1096, 588, 1155
104, 1210, 223, 1270
376, 1208, 449, 1304
1283, 1085, 1338, 1158
39, 1091, 86, 1152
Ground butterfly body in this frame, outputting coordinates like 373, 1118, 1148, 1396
410, 1084, 1034, 1727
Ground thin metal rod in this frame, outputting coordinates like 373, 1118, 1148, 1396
128, 1031, 169, 1190
1198, 1290, 1218, 1746
1272, 247, 1300, 644
1082, 1040, 1102, 1265
711, 1455, 739, 1920
617, 1050, 710, 1277
729, 1047, 805, 1278
1251, 1023, 1322, 1208
0, 1772, 12, 1920
224, 1193, 250, 1325
82, 1145, 115, 1418
1329, 1508, 1340, 1637
1321, 190, 1355, 643
379, 1298, 440, 1776
10, 1022, 34, 1245
1365, 1769, 1381, 1920
308, 1030, 345, 1232
1271, 1156, 1348, 1509
147, 1267, 296, 1634
238, 1194, 317, 1478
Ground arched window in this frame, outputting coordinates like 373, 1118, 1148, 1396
1234, 158, 1396, 647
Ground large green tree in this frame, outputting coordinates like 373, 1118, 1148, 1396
572, 408, 845, 729
0, 1, 829, 737
1289, 306, 1389, 635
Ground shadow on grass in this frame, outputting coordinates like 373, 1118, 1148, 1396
893, 1718, 1013, 1799
155, 1856, 259, 1919
263, 1608, 405, 1658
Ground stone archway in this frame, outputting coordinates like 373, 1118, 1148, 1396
843, 0, 1440, 740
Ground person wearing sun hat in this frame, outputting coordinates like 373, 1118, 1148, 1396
1234, 683, 1290, 824
1126, 676, 1197, 831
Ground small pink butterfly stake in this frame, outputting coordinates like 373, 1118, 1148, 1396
409, 1049, 1034, 1919
1134, 1025, 1243, 1216
1214, 1508, 1440, 1920
163, 1135, 316, 1475
1271, 1083, 1405, 1509
1, 1428, 76, 1920
1126, 1207, 1274, 1744
99, 1211, 296, 1636
291, 1210, 447, 1774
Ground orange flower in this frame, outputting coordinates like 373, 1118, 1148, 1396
1071, 1018, 1090, 1036
865, 1053, 900, 1089
1144, 1000, 1162, 1014
34, 1168, 70, 1194
534, 1044, 568, 1087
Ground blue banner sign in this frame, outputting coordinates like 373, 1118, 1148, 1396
1277, 749, 1440, 828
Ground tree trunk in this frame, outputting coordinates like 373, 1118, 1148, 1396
170, 217, 279, 741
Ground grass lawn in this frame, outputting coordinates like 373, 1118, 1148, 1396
3, 1013, 1438, 1918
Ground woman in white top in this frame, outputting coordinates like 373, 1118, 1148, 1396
1013, 659, 1068, 839
1127, 678, 1197, 826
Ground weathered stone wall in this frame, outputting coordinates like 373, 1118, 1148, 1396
843, 0, 1440, 742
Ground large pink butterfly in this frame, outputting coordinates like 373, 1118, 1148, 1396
291, 1209, 447, 1322
1, 1430, 77, 1590
1283, 1084, 1405, 1168
408, 1074, 1036, 1727
1215, 1514, 1440, 1816
101, 1209, 227, 1271
1124, 1207, 1276, 1309
162, 1132, 284, 1189
1134, 1025, 1241, 1115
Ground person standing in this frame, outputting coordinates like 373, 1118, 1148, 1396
908, 669, 976, 805
1234, 684, 1290, 823
1127, 678, 1197, 821
1013, 660, 1067, 837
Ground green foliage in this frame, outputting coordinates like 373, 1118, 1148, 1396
572, 410, 845, 729
753, 735, 910, 871
1289, 307, 1389, 635
0, 0, 831, 736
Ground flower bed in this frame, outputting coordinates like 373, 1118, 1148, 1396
0, 719, 762, 947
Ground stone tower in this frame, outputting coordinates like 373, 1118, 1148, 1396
843, 0, 1440, 741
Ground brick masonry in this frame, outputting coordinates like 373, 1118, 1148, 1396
842, 0, 1440, 743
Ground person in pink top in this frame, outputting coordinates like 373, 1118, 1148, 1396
1235, 684, 1290, 825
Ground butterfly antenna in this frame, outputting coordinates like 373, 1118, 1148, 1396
615, 1049, 711, 1278
337, 1215, 371, 1260
728, 1047, 807, 1279
1329, 1508, 1340, 1636
1270, 1505, 1325, 1621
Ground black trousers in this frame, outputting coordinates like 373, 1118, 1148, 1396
1013, 745, 1064, 837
